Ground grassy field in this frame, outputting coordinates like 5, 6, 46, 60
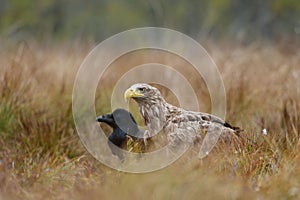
0, 40, 299, 199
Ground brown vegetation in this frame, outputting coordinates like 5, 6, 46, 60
0, 40, 299, 199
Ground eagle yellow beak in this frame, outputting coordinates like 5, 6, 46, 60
124, 88, 143, 100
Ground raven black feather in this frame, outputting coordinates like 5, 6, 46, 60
96, 108, 144, 160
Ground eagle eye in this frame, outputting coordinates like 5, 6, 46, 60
138, 87, 146, 92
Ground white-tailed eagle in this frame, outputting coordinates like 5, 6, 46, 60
124, 83, 241, 158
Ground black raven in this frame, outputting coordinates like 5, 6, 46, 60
96, 108, 144, 160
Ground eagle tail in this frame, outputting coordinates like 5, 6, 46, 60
224, 121, 243, 134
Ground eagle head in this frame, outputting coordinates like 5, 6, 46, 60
124, 83, 162, 102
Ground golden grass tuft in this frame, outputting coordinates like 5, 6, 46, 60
0, 40, 300, 199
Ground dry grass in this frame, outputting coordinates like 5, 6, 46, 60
0, 40, 300, 199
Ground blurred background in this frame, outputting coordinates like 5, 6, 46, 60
0, 0, 299, 43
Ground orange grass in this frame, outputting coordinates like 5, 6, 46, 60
0, 40, 299, 199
